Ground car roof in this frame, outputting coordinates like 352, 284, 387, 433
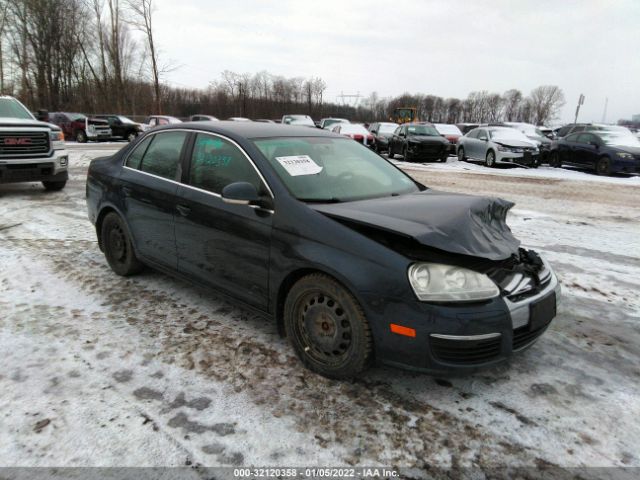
157, 121, 338, 139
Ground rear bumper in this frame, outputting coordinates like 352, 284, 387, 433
0, 149, 69, 184
365, 271, 560, 375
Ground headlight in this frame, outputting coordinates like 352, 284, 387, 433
617, 152, 633, 159
408, 263, 500, 302
50, 130, 64, 142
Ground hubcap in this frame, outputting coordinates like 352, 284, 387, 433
297, 293, 352, 365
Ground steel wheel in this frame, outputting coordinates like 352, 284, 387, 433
284, 274, 372, 379
457, 147, 466, 161
101, 212, 143, 276
296, 292, 352, 365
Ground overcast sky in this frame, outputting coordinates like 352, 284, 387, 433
153, 0, 639, 124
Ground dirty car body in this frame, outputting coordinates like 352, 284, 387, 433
86, 122, 560, 377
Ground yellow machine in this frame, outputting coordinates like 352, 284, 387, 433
391, 107, 418, 124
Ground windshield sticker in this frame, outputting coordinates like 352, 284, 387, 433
275, 155, 323, 176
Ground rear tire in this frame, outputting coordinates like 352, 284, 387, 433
101, 212, 143, 276
457, 147, 466, 161
549, 152, 561, 168
388, 144, 394, 159
284, 273, 373, 379
75, 130, 87, 143
596, 156, 611, 176
42, 180, 67, 191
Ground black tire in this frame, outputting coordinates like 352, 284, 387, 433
42, 180, 67, 191
284, 273, 373, 379
388, 144, 394, 159
596, 156, 611, 176
101, 212, 143, 276
485, 150, 496, 168
127, 132, 137, 143
549, 152, 561, 168
75, 130, 87, 143
440, 153, 448, 163
457, 146, 466, 161
403, 145, 411, 162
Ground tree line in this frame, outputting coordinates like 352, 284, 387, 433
0, 0, 566, 125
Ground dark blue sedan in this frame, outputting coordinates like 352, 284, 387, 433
86, 122, 560, 379
549, 130, 640, 175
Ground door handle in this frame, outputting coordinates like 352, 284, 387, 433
176, 204, 191, 217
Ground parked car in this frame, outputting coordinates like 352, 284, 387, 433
140, 115, 182, 132
368, 122, 398, 153
434, 123, 463, 153
501, 122, 552, 164
228, 117, 252, 122
330, 123, 374, 147
554, 123, 625, 138
549, 130, 640, 176
0, 95, 68, 190
457, 127, 539, 168
282, 115, 315, 127
86, 122, 560, 378
255, 119, 276, 123
48, 112, 112, 143
95, 114, 143, 142
388, 123, 450, 162
189, 115, 219, 122
456, 123, 480, 135
319, 117, 349, 130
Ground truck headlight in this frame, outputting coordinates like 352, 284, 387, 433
408, 263, 500, 302
50, 130, 64, 142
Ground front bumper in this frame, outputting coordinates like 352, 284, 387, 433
0, 149, 69, 184
364, 270, 561, 374
496, 151, 539, 166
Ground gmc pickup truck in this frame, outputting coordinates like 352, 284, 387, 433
0, 96, 69, 190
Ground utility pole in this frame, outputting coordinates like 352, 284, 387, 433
574, 94, 585, 124
601, 97, 608, 123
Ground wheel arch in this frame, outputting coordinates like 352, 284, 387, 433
95, 204, 135, 253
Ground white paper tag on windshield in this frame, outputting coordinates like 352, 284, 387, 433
275, 155, 323, 176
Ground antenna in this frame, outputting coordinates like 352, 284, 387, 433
574, 94, 585, 124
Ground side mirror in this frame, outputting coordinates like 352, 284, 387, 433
36, 109, 49, 121
589, 141, 599, 148
284, 119, 291, 125
221, 182, 260, 206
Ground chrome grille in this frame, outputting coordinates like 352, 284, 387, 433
0, 131, 50, 157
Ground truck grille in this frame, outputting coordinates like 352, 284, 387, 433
0, 132, 50, 157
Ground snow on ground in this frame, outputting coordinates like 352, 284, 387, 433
1, 146, 639, 474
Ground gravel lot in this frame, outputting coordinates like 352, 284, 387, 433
1, 145, 639, 474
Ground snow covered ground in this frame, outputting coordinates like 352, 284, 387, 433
1, 147, 639, 474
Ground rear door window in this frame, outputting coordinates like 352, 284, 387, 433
139, 131, 187, 180
188, 134, 263, 195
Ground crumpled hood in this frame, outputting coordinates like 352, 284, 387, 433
310, 190, 521, 261
493, 139, 536, 148
408, 135, 448, 144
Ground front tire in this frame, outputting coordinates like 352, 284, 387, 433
596, 156, 611, 176
42, 180, 67, 191
101, 212, 143, 276
403, 145, 411, 162
284, 274, 373, 379
549, 152, 561, 168
485, 150, 496, 168
457, 147, 466, 161
127, 132, 137, 143
388, 144, 395, 159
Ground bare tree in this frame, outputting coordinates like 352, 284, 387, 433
503, 89, 522, 121
529, 85, 565, 125
126, 0, 161, 113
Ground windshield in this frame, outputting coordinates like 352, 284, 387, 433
407, 125, 439, 136
378, 124, 397, 134
0, 98, 35, 120
599, 132, 640, 148
490, 128, 531, 142
69, 113, 87, 121
253, 137, 420, 202
118, 116, 136, 124
288, 117, 314, 126
323, 119, 347, 127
